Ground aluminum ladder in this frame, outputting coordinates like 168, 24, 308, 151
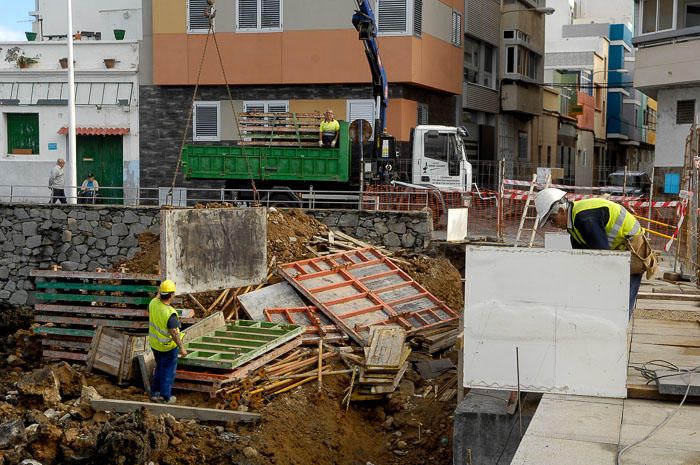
514, 173, 551, 248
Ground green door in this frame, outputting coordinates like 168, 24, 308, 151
76, 136, 123, 204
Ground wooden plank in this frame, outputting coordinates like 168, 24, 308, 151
34, 292, 151, 305
90, 399, 260, 423
30, 270, 161, 281
41, 339, 92, 351
43, 349, 88, 361
35, 282, 158, 293
638, 292, 700, 302
365, 326, 406, 368
33, 327, 95, 337
35, 303, 148, 318
34, 315, 147, 329
138, 350, 155, 393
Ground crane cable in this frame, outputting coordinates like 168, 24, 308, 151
168, 0, 259, 204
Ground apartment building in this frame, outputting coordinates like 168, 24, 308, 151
498, 0, 548, 176
633, 0, 700, 196
0, 0, 144, 203
142, 0, 465, 190
462, 0, 500, 186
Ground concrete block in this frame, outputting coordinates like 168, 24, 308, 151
161, 208, 267, 294
464, 247, 630, 398
453, 389, 538, 465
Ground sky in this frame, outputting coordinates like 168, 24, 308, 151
0, 0, 35, 41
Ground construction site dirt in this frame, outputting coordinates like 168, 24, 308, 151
0, 208, 465, 465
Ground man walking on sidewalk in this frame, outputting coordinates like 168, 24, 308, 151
148, 280, 187, 404
48, 158, 66, 204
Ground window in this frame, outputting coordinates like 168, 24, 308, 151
417, 103, 429, 125
677, 100, 696, 124
7, 113, 39, 155
483, 45, 494, 88
347, 100, 375, 139
464, 38, 480, 84
188, 0, 211, 33
641, 0, 674, 33
688, 3, 700, 27
193, 102, 220, 141
424, 132, 449, 162
376, 0, 420, 35
645, 108, 657, 130
237, 0, 282, 31
243, 100, 289, 113
518, 131, 528, 160
451, 12, 462, 47
505, 46, 539, 80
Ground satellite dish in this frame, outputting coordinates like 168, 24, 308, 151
349, 119, 372, 143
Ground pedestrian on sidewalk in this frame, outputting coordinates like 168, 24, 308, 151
535, 188, 658, 317
48, 158, 66, 204
148, 280, 187, 404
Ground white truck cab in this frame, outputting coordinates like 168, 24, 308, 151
411, 125, 473, 192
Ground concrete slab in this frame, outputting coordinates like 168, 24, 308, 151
511, 436, 618, 465
463, 247, 630, 397
237, 282, 306, 320
447, 208, 468, 242
525, 396, 623, 444
160, 207, 267, 294
544, 232, 572, 249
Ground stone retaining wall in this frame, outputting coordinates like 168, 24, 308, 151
0, 205, 160, 306
308, 210, 432, 251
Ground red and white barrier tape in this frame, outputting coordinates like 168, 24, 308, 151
503, 179, 603, 191
500, 189, 679, 208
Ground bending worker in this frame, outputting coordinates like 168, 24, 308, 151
319, 109, 340, 148
148, 280, 187, 404
535, 188, 658, 316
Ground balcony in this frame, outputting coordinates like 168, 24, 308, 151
462, 82, 499, 114
500, 82, 541, 116
634, 38, 700, 94
0, 40, 138, 75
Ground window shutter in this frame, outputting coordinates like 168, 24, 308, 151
417, 104, 429, 125
244, 102, 265, 113
378, 0, 407, 33
413, 0, 422, 36
261, 0, 281, 29
452, 12, 462, 46
194, 103, 219, 141
188, 0, 210, 31
238, 0, 259, 29
677, 100, 696, 125
267, 102, 288, 113
348, 100, 375, 140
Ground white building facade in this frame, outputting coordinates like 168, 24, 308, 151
0, 0, 143, 203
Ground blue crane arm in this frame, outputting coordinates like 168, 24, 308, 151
352, 0, 389, 146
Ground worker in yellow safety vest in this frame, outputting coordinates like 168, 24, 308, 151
535, 188, 658, 317
148, 280, 187, 404
319, 109, 340, 148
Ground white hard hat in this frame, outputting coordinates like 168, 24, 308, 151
535, 188, 567, 224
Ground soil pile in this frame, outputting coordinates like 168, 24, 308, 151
113, 232, 160, 275
402, 256, 464, 312
267, 208, 329, 265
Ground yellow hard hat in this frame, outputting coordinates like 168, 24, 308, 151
159, 280, 176, 294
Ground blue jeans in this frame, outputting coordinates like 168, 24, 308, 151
151, 347, 178, 400
629, 273, 643, 319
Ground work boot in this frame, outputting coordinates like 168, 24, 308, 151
162, 396, 177, 404
150, 392, 161, 402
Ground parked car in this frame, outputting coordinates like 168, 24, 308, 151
601, 171, 651, 196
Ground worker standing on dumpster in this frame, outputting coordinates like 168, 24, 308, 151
319, 109, 340, 148
535, 188, 658, 317
148, 280, 187, 404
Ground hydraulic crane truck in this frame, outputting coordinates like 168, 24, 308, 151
180, 0, 472, 208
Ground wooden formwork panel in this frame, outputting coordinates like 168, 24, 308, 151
263, 306, 349, 344
278, 247, 458, 345
179, 320, 304, 370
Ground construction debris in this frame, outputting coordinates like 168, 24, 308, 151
86, 327, 147, 384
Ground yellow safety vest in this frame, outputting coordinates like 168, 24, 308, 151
320, 119, 340, 135
148, 297, 182, 352
569, 198, 642, 250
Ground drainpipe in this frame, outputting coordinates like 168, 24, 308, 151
66, 0, 77, 204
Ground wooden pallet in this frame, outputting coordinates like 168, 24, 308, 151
263, 306, 348, 344
86, 326, 147, 384
30, 270, 192, 362
238, 111, 323, 147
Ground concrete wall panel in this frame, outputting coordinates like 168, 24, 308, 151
161, 207, 267, 294
463, 246, 629, 398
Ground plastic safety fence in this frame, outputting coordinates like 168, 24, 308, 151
278, 247, 459, 345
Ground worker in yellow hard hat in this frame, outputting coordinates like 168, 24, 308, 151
148, 279, 187, 404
